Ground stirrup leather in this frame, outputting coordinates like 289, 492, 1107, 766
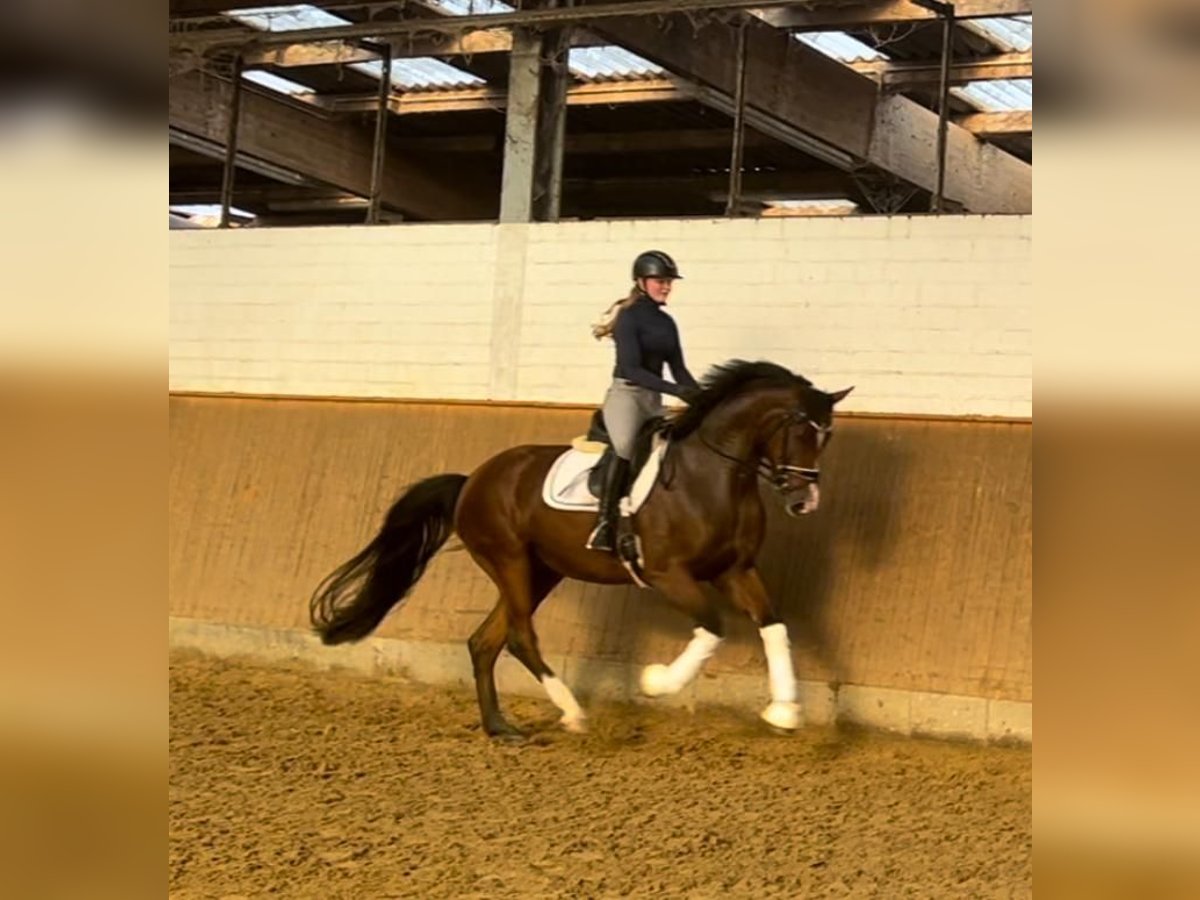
615, 500, 650, 588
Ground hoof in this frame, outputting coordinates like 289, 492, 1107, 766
560, 714, 588, 734
484, 719, 525, 742
760, 701, 801, 732
639, 663, 677, 697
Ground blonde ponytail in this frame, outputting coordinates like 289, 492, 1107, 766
590, 286, 641, 341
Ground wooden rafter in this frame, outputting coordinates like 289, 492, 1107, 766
169, 71, 494, 219
242, 30, 610, 67
850, 51, 1031, 87
955, 110, 1031, 136
303, 78, 693, 114
753, 0, 1033, 30
594, 13, 1031, 211
392, 128, 777, 153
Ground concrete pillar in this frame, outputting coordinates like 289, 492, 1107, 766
499, 24, 570, 223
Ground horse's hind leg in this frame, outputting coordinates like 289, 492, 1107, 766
468, 552, 569, 736
505, 558, 584, 732
468, 602, 520, 739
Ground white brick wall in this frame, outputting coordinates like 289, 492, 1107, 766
170, 215, 1031, 417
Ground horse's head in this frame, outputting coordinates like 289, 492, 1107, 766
764, 384, 854, 517
667, 360, 854, 516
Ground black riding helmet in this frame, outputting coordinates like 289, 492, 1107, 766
632, 250, 683, 281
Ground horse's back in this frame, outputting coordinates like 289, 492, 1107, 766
455, 443, 566, 530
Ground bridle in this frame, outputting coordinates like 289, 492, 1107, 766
696, 407, 829, 496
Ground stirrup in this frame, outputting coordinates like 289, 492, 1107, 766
586, 520, 615, 552
616, 530, 641, 565
615, 521, 649, 588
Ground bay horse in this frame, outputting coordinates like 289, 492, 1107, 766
309, 360, 852, 738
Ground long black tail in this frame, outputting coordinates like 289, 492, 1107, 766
309, 473, 468, 645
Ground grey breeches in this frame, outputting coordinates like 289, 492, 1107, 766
602, 379, 663, 460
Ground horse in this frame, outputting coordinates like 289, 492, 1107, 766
309, 360, 852, 738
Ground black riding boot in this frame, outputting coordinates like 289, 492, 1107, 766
586, 457, 631, 553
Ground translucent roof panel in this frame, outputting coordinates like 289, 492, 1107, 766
171, 203, 254, 217
953, 78, 1032, 111
421, 0, 664, 81
569, 46, 664, 81
354, 57, 484, 90
241, 69, 311, 95
795, 31, 887, 63
767, 199, 857, 210
967, 15, 1033, 52
230, 4, 346, 31
230, 4, 484, 91
420, 0, 514, 13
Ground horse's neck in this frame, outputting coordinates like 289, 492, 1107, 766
690, 393, 776, 460
672, 393, 777, 489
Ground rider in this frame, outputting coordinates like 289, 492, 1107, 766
586, 250, 699, 554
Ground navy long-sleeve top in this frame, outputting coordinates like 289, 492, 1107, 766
612, 293, 699, 397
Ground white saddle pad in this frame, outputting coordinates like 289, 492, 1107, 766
542, 436, 667, 514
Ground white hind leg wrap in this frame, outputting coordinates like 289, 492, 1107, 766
541, 675, 586, 732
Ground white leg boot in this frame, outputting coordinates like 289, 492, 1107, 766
759, 623, 801, 730
640, 627, 724, 697
541, 675, 587, 733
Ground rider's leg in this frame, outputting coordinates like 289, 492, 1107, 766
587, 381, 641, 552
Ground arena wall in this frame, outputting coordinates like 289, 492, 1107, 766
169, 215, 1032, 742
170, 215, 1031, 417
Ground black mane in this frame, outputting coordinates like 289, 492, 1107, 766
667, 360, 811, 439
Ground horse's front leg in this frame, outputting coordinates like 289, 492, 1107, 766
640, 567, 725, 698
715, 566, 801, 731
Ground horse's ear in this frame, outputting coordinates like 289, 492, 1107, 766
828, 386, 854, 405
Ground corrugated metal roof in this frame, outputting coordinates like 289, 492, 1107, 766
169, 204, 254, 225
792, 20, 1032, 113
795, 31, 887, 63
421, 0, 513, 14
228, 4, 1033, 109
424, 0, 664, 82
354, 57, 484, 90
966, 15, 1033, 52
231, 4, 484, 91
233, 3, 662, 90
242, 69, 311, 95
231, 4, 343, 32
767, 199, 857, 210
954, 78, 1032, 111
569, 46, 664, 81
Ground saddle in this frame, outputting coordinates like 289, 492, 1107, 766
583, 409, 668, 499
543, 412, 673, 588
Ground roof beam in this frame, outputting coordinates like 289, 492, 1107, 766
304, 78, 692, 114
868, 93, 1030, 210
566, 169, 860, 202
169, 0, 812, 51
593, 13, 1031, 211
850, 50, 1031, 87
243, 29, 607, 68
243, 40, 382, 68
752, 0, 1033, 30
169, 70, 494, 220
594, 16, 874, 169
955, 109, 1031, 136
170, 183, 368, 211
392, 128, 777, 154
